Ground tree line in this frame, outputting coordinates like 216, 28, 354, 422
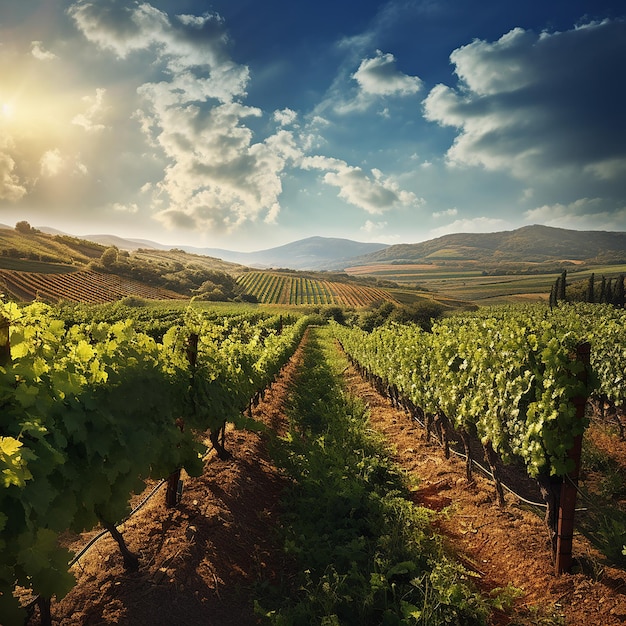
550, 270, 625, 307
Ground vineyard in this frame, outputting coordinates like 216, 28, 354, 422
0, 301, 311, 623
1, 300, 626, 624
333, 303, 626, 571
236, 270, 399, 306
0, 270, 187, 303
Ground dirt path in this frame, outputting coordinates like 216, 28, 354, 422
29, 329, 626, 625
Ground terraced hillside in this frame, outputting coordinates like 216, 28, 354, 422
0, 270, 187, 303
237, 271, 399, 306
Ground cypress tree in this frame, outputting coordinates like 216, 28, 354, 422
615, 274, 625, 308
587, 273, 595, 303
559, 270, 567, 301
599, 276, 606, 303
549, 283, 556, 308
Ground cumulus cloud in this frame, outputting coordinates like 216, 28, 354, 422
70, 0, 295, 233
423, 20, 626, 185
525, 198, 626, 231
31, 41, 57, 61
329, 50, 422, 114
430, 216, 508, 238
68, 1, 232, 71
40, 149, 66, 177
301, 155, 422, 214
0, 152, 27, 201
273, 108, 297, 127
72, 88, 108, 132
353, 50, 422, 97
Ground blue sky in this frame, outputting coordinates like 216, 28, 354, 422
0, 1, 624, 251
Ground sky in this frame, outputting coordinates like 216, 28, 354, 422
0, 0, 624, 252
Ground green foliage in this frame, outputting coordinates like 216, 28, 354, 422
333, 304, 610, 478
84, 247, 245, 299
257, 327, 490, 625
388, 301, 445, 331
0, 299, 311, 616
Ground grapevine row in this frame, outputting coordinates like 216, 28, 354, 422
0, 269, 185, 304
0, 301, 311, 623
237, 271, 399, 306
332, 303, 623, 483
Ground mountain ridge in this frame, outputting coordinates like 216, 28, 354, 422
7, 223, 626, 272
41, 230, 389, 270
339, 224, 626, 269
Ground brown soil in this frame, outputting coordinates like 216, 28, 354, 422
27, 333, 626, 625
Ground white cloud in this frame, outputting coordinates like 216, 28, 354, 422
68, 1, 170, 58
0, 152, 27, 201
273, 108, 297, 127
430, 216, 508, 238
423, 20, 626, 186
40, 149, 65, 177
70, 0, 292, 234
39, 149, 89, 179
31, 41, 57, 61
72, 88, 108, 133
525, 198, 626, 231
301, 155, 422, 214
432, 208, 458, 218
353, 50, 422, 97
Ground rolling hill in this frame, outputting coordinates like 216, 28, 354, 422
340, 225, 626, 268
208, 236, 389, 269
33, 224, 626, 273
77, 233, 389, 270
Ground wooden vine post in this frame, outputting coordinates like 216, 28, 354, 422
554, 342, 590, 575
166, 332, 198, 508
0, 314, 10, 366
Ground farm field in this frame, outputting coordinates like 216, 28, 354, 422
236, 270, 401, 307
22, 324, 626, 626
0, 269, 187, 303
345, 262, 626, 304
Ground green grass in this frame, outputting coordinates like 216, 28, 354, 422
255, 326, 493, 625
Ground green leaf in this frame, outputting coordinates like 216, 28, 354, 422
17, 528, 75, 599
0, 437, 33, 488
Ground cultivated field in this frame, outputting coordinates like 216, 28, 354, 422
237, 271, 400, 307
345, 262, 626, 303
0, 269, 186, 303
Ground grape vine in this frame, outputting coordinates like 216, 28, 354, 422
0, 300, 310, 623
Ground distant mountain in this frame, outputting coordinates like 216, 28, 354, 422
339, 225, 626, 268
10, 224, 625, 273
207, 236, 389, 270
37, 226, 72, 236
78, 233, 389, 270
80, 233, 170, 251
